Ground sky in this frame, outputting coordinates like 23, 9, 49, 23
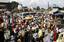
0, 0, 64, 8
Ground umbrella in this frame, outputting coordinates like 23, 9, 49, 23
24, 16, 33, 19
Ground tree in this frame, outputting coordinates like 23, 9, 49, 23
48, 7, 52, 11
41, 8, 45, 12
37, 6, 40, 10
11, 1, 19, 11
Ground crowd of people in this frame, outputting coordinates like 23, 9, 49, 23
2, 13, 64, 42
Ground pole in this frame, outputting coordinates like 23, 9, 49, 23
12, 14, 14, 32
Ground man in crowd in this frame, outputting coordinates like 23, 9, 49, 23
0, 17, 4, 42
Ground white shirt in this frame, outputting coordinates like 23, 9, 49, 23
56, 27, 59, 33
4, 30, 10, 40
44, 33, 51, 42
33, 33, 38, 39
59, 29, 63, 33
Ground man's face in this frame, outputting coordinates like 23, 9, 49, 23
0, 23, 4, 28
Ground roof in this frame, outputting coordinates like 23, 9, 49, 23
53, 13, 64, 16
0, 0, 10, 2
0, 2, 11, 9
0, 2, 10, 4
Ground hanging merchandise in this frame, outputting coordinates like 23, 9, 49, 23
6, 15, 8, 29
12, 15, 14, 32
